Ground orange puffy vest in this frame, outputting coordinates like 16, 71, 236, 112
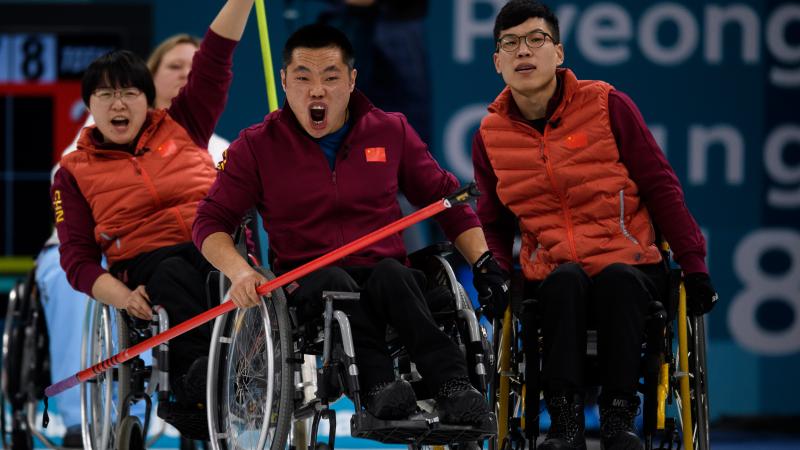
60, 109, 217, 265
479, 69, 661, 280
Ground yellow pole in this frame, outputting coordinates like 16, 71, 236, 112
678, 282, 694, 450
254, 0, 279, 112
497, 305, 513, 447
0, 256, 34, 273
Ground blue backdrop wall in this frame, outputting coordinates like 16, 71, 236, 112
128, 0, 799, 420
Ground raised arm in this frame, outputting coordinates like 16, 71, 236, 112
168, 0, 254, 147
209, 0, 255, 41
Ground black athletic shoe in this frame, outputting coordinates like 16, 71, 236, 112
599, 395, 643, 450
436, 378, 494, 430
540, 392, 587, 450
179, 356, 209, 407
363, 380, 418, 420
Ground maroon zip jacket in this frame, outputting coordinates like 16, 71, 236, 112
473, 72, 707, 275
53, 29, 238, 296
193, 90, 480, 272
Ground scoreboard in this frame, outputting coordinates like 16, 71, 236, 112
0, 4, 152, 259
0, 32, 120, 83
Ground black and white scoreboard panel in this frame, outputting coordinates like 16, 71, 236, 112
0, 32, 119, 82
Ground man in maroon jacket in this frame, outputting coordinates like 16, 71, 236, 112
193, 24, 501, 428
473, 1, 718, 449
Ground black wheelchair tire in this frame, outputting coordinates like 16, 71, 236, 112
3, 281, 29, 407
10, 428, 33, 450
687, 315, 711, 450
116, 415, 144, 450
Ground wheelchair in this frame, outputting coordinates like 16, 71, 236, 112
490, 244, 710, 450
206, 243, 496, 450
79, 295, 216, 449
1, 266, 52, 450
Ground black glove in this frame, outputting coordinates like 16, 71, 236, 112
684, 272, 718, 316
472, 251, 510, 320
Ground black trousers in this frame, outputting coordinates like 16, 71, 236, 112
528, 262, 666, 399
111, 242, 217, 384
286, 258, 467, 393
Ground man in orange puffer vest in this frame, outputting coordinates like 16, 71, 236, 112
472, 1, 718, 449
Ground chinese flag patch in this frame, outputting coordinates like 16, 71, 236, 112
563, 131, 588, 150
365, 147, 387, 163
156, 139, 178, 157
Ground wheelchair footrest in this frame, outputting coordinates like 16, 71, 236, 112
350, 410, 496, 445
157, 400, 209, 441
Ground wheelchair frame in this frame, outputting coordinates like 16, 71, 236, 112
0, 263, 195, 450
206, 244, 496, 450
490, 258, 711, 450
79, 300, 172, 450
1, 269, 53, 450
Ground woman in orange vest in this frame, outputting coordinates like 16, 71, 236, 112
50, 0, 253, 425
472, 1, 718, 449
39, 30, 235, 446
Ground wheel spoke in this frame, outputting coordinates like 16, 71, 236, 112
224, 306, 276, 449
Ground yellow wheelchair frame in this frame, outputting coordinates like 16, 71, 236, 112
491, 256, 711, 450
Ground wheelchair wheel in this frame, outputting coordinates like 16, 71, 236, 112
20, 286, 56, 450
208, 267, 293, 450
80, 301, 130, 450
688, 316, 710, 450
672, 285, 711, 450
1, 280, 33, 450
116, 416, 144, 450
489, 310, 527, 450
2, 272, 53, 450
2, 279, 26, 406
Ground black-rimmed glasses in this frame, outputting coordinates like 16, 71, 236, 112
497, 31, 556, 53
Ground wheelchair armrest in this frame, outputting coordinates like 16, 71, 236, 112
119, 308, 151, 332
322, 291, 360, 302
206, 270, 230, 308
408, 242, 454, 266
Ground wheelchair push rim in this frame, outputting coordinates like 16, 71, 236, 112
672, 283, 711, 450
80, 302, 130, 450
208, 268, 293, 450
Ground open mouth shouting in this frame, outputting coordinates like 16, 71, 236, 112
309, 102, 327, 130
110, 116, 131, 133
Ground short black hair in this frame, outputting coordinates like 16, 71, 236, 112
494, 0, 560, 44
282, 24, 355, 69
81, 50, 155, 107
